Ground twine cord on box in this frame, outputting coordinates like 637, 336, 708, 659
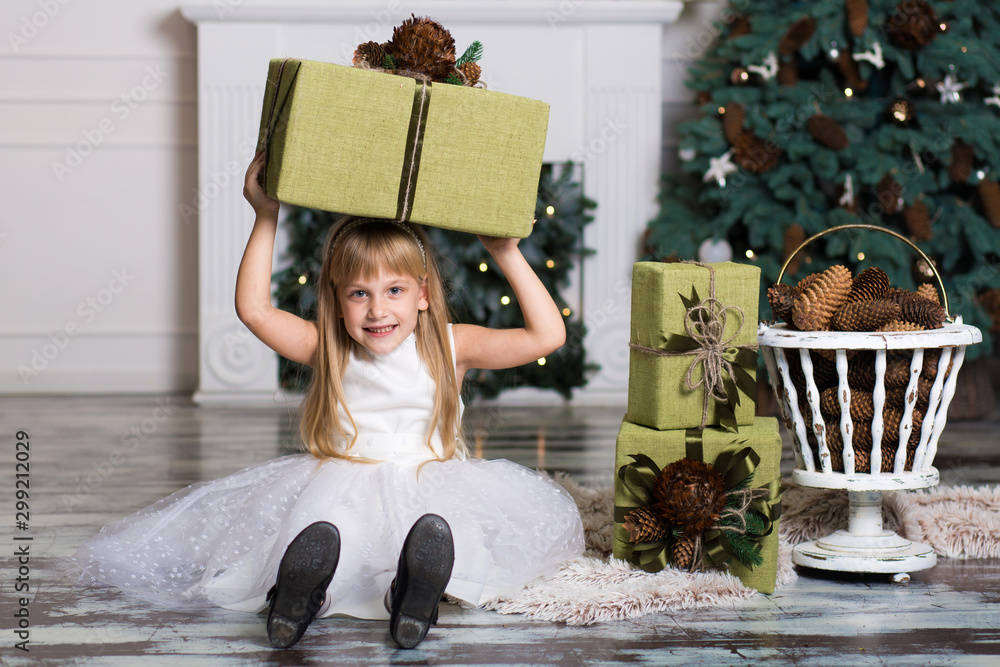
628, 261, 758, 430
260, 57, 293, 192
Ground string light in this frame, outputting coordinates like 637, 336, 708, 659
479, 262, 488, 272
500, 295, 510, 305
298, 275, 307, 285
537, 357, 547, 366
546, 259, 555, 268
562, 307, 571, 316
718, 106, 726, 115
545, 205, 555, 216
745, 249, 755, 259
845, 88, 854, 97
857, 252, 866, 261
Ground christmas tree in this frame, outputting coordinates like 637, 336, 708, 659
645, 0, 1000, 355
273, 163, 597, 399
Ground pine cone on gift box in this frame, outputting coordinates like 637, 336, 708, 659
768, 283, 797, 323
792, 265, 852, 331
807, 114, 849, 150
779, 16, 817, 54
458, 61, 481, 86
949, 140, 975, 183
846, 0, 869, 36
671, 534, 699, 571
904, 197, 933, 241
353, 41, 388, 68
916, 283, 940, 305
847, 267, 891, 303
979, 178, 1000, 228
388, 15, 457, 82
831, 299, 902, 332
653, 459, 727, 536
622, 505, 671, 543
886, 1, 939, 50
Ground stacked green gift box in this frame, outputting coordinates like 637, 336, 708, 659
255, 58, 549, 238
614, 261, 783, 594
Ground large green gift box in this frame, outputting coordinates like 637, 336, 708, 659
255, 58, 549, 237
627, 261, 760, 431
613, 417, 783, 594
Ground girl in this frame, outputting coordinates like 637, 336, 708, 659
73, 152, 585, 650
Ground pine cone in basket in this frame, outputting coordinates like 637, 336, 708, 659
847, 0, 869, 36
886, 1, 939, 50
622, 505, 671, 543
949, 140, 974, 183
387, 15, 457, 82
672, 534, 700, 571
768, 284, 797, 323
820, 387, 875, 421
916, 283, 940, 305
847, 267, 891, 303
884, 290, 947, 329
878, 320, 925, 333
779, 16, 817, 54
831, 299, 902, 332
847, 353, 913, 390
653, 459, 727, 536
792, 265, 852, 331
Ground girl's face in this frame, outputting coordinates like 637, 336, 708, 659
337, 270, 428, 355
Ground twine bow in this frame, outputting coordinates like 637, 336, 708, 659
630, 261, 758, 431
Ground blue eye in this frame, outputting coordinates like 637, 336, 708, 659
350, 290, 366, 298
388, 286, 402, 295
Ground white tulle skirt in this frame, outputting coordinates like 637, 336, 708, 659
72, 454, 584, 619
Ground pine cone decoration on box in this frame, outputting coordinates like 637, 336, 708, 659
671, 534, 699, 571
458, 60, 481, 86
768, 284, 797, 323
916, 283, 940, 305
847, 267, 890, 304
836, 50, 868, 92
949, 140, 974, 183
886, 1, 940, 50
877, 173, 904, 214
652, 459, 727, 536
353, 41, 389, 68
387, 15, 457, 82
778, 58, 799, 86
879, 320, 926, 333
782, 223, 806, 276
831, 299, 902, 331
903, 197, 933, 241
792, 265, 852, 331
847, 0, 869, 36
723, 104, 746, 144
807, 114, 849, 150
779, 16, 817, 54
979, 178, 1000, 228
622, 505, 671, 543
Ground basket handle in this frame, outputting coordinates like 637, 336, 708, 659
776, 223, 950, 318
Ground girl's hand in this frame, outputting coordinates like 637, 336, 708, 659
477, 234, 520, 259
244, 151, 279, 218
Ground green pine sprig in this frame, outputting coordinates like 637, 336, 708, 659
444, 74, 463, 86
725, 532, 763, 569
456, 40, 483, 67
383, 54, 396, 70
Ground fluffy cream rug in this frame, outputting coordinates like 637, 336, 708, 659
480, 475, 1000, 625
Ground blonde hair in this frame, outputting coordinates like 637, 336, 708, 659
298, 217, 465, 462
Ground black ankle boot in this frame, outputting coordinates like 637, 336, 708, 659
266, 521, 340, 648
388, 514, 454, 649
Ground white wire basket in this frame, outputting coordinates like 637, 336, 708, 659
758, 224, 982, 578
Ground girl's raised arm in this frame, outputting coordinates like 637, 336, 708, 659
235, 152, 319, 366
453, 235, 566, 377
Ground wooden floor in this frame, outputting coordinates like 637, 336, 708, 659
3, 394, 1000, 666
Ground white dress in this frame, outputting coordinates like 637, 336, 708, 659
73, 326, 585, 620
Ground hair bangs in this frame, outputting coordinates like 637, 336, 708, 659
331, 221, 426, 287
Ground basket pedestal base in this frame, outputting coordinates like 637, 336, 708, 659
791, 480, 939, 578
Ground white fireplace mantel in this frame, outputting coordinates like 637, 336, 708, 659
182, 0, 684, 405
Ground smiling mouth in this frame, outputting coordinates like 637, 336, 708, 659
364, 325, 398, 335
